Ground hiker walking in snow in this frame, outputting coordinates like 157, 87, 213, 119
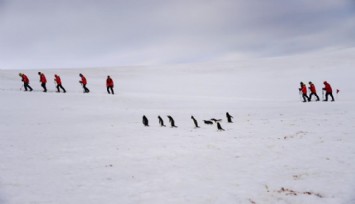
79, 73, 90, 93
322, 81, 335, 102
54, 74, 66, 93
106, 75, 114, 94
38, 72, 47, 92
308, 81, 320, 101
19, 73, 33, 91
299, 82, 310, 102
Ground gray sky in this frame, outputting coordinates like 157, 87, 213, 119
0, 0, 354, 69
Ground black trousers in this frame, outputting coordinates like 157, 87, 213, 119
324, 92, 335, 101
107, 86, 114, 94
83, 84, 90, 93
302, 93, 310, 102
309, 92, 320, 101
41, 83, 47, 92
24, 83, 33, 91
56, 84, 66, 93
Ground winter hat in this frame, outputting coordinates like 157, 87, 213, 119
309, 81, 312, 84
18, 73, 23, 76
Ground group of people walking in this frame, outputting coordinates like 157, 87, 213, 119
19, 72, 115, 94
18, 72, 337, 102
299, 81, 335, 102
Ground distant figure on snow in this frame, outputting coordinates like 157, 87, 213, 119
216, 122, 225, 131
142, 115, 149, 127
106, 75, 114, 94
158, 116, 165, 127
210, 118, 222, 122
203, 120, 213, 125
299, 82, 310, 102
322, 81, 334, 102
308, 81, 319, 101
226, 112, 233, 123
191, 116, 199, 128
54, 74, 66, 93
38, 72, 47, 92
167, 115, 177, 128
79, 73, 90, 93
19, 73, 33, 92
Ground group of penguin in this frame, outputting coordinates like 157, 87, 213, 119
142, 112, 233, 131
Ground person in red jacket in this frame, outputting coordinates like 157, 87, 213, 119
54, 74, 66, 93
19, 73, 33, 91
38, 72, 47, 92
308, 81, 320, 101
322, 81, 334, 101
79, 73, 90, 93
106, 75, 114, 94
299, 82, 310, 102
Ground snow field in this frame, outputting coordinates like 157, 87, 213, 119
0, 49, 355, 203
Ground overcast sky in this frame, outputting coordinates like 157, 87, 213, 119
0, 0, 354, 69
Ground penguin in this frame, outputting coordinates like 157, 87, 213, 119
204, 120, 213, 125
226, 112, 233, 123
167, 115, 177, 128
210, 118, 222, 123
216, 122, 225, 131
191, 116, 200, 128
158, 116, 165, 127
142, 115, 149, 127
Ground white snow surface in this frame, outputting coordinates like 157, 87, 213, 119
1, 49, 355, 204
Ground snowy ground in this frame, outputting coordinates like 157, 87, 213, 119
0, 49, 355, 204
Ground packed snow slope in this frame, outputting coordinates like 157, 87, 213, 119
0, 49, 355, 204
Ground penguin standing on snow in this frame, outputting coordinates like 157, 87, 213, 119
226, 112, 233, 123
191, 116, 200, 128
167, 115, 177, 128
216, 122, 225, 131
142, 115, 149, 127
158, 116, 165, 127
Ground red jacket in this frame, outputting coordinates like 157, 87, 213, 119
22, 74, 29, 83
300, 85, 307, 94
106, 78, 114, 87
40, 73, 47, 83
323, 82, 332, 93
54, 75, 62, 85
80, 76, 87, 85
309, 84, 317, 93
